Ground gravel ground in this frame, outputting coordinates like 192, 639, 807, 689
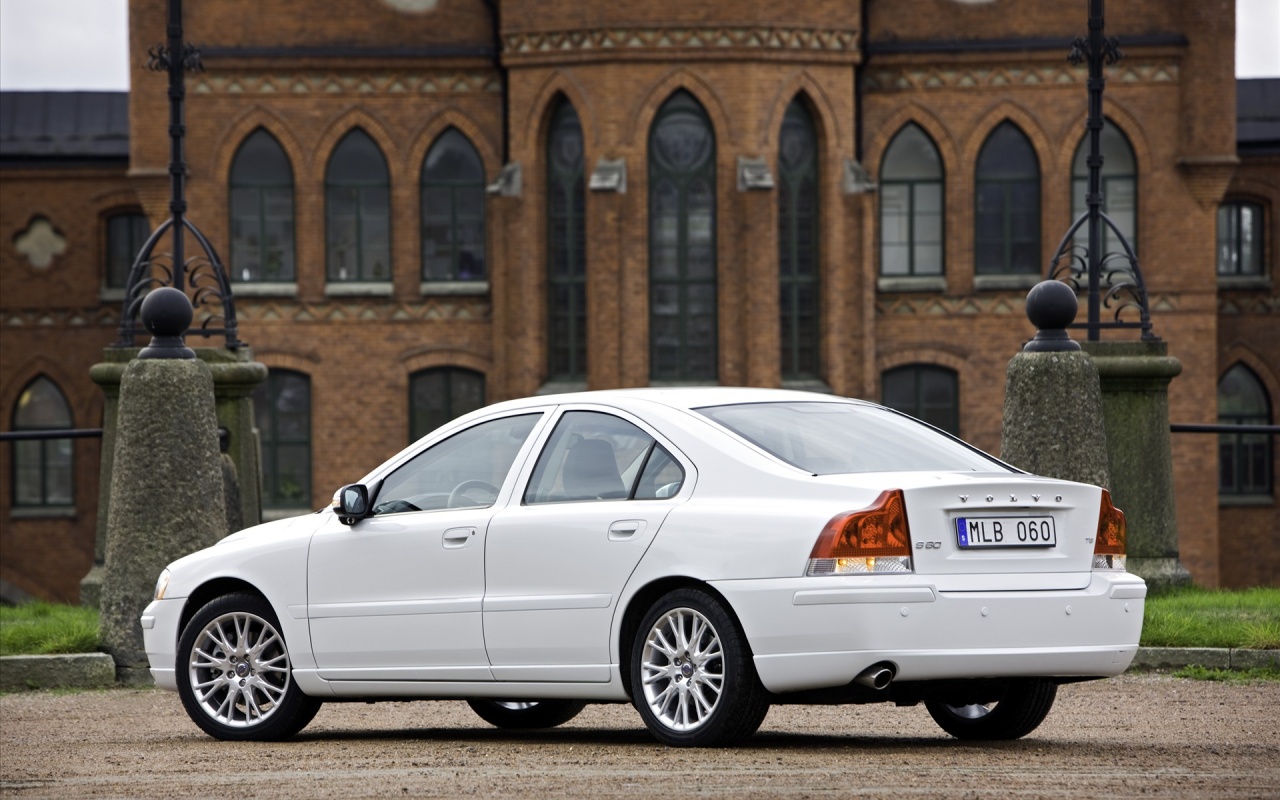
2, 673, 1277, 799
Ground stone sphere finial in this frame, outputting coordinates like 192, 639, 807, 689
1023, 280, 1082, 352
138, 287, 196, 359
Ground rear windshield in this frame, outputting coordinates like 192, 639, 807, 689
697, 402, 1010, 475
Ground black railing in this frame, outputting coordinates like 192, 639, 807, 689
0, 429, 104, 442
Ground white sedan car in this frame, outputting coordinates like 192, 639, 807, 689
142, 387, 1144, 747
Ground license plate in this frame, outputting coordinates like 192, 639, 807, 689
955, 516, 1057, 548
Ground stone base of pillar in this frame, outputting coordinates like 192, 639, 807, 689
1127, 557, 1193, 593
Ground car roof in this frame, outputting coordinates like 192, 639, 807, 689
480, 386, 867, 415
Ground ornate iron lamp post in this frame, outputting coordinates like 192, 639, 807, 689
1046, 0, 1154, 342
113, 0, 241, 354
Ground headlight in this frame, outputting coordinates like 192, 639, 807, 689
154, 569, 171, 600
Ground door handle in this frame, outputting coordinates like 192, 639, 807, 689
442, 527, 477, 549
608, 520, 646, 541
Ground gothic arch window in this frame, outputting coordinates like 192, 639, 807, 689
975, 122, 1040, 275
253, 370, 311, 509
422, 128, 487, 283
326, 128, 391, 283
229, 129, 296, 283
1218, 364, 1273, 497
880, 123, 944, 277
778, 98, 820, 380
546, 101, 587, 381
1071, 119, 1137, 258
11, 376, 74, 507
881, 364, 960, 436
409, 367, 485, 442
105, 211, 149, 289
649, 91, 716, 381
1217, 200, 1266, 277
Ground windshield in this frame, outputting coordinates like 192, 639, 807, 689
697, 401, 1009, 475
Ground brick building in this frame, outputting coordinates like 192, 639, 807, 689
1, 0, 1276, 602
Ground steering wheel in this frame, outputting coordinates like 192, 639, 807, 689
447, 479, 499, 509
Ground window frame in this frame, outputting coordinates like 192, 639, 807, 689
880, 364, 961, 437
325, 129, 392, 284
648, 91, 718, 382
778, 98, 821, 381
409, 367, 486, 444
10, 376, 75, 509
1218, 363, 1274, 499
229, 128, 296, 284
974, 122, 1041, 276
1071, 120, 1138, 260
421, 127, 488, 284
546, 102, 588, 381
879, 123, 945, 279
1217, 200, 1267, 279
104, 210, 150, 291
254, 369, 312, 510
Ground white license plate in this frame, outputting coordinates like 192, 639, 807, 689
955, 516, 1057, 548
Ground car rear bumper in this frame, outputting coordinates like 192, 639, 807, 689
710, 572, 1146, 694
140, 597, 183, 691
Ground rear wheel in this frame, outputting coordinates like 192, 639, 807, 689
630, 588, 769, 747
925, 679, 1057, 740
465, 699, 586, 729
176, 592, 321, 741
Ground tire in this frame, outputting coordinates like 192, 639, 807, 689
630, 588, 769, 747
925, 678, 1058, 740
176, 592, 322, 741
466, 699, 587, 730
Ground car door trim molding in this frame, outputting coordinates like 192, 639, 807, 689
483, 593, 613, 612
306, 597, 482, 618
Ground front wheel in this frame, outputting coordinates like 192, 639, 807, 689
176, 592, 321, 741
630, 588, 769, 747
466, 699, 587, 729
925, 678, 1057, 740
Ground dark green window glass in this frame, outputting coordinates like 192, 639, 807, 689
881, 365, 960, 436
880, 123, 944, 277
778, 98, 820, 380
547, 102, 587, 380
230, 129, 295, 283
105, 212, 149, 289
254, 370, 311, 509
11, 376, 74, 507
1218, 364, 1272, 496
326, 129, 391, 283
1071, 119, 1137, 259
975, 122, 1040, 275
649, 91, 716, 381
422, 128, 486, 282
410, 367, 485, 442
1217, 202, 1265, 277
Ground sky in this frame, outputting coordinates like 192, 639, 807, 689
0, 0, 1278, 90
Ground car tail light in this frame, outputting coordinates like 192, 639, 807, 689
807, 489, 913, 575
1092, 489, 1126, 571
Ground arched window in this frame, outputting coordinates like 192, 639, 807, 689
253, 370, 311, 509
1217, 201, 1266, 277
1218, 364, 1273, 496
230, 129, 295, 283
409, 367, 485, 442
422, 128, 487, 283
880, 123, 943, 277
546, 101, 587, 381
11, 376, 74, 507
326, 129, 391, 283
881, 365, 960, 436
1071, 119, 1137, 257
975, 122, 1040, 275
105, 211, 149, 290
649, 91, 716, 381
778, 98, 820, 380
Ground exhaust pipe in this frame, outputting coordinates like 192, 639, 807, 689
854, 663, 894, 690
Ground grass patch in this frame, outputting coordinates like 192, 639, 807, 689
0, 602, 99, 656
1141, 587, 1280, 650
1173, 665, 1280, 682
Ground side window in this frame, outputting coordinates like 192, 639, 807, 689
525, 411, 684, 504
374, 413, 539, 515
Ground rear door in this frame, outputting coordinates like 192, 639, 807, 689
483, 408, 690, 682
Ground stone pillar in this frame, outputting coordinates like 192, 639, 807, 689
83, 347, 265, 605
1083, 340, 1191, 591
1001, 281, 1110, 488
99, 289, 228, 684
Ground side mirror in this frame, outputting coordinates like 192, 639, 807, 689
335, 483, 370, 526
